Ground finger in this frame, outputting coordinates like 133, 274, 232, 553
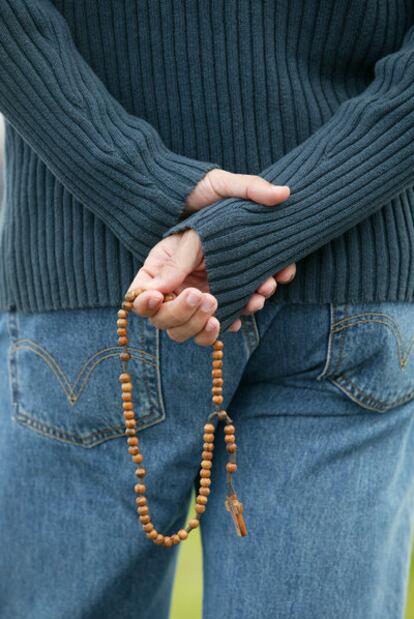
165, 294, 218, 341
208, 170, 290, 206
193, 317, 221, 347
255, 276, 277, 298
149, 288, 203, 329
131, 288, 166, 317
227, 318, 242, 332
275, 263, 296, 283
126, 269, 165, 317
240, 293, 265, 316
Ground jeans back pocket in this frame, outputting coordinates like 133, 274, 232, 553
7, 308, 166, 447
317, 302, 414, 413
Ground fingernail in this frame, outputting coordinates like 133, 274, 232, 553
273, 184, 290, 196
201, 297, 215, 312
206, 318, 216, 331
187, 291, 201, 306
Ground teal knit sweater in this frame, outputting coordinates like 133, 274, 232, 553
0, 1, 413, 333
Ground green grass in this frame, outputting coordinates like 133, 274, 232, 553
171, 491, 414, 619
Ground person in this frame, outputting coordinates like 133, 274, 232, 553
0, 1, 414, 617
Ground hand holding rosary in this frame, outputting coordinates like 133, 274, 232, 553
117, 287, 247, 548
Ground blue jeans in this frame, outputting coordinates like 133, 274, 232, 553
1, 300, 414, 618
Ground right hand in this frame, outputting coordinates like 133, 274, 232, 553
183, 168, 296, 331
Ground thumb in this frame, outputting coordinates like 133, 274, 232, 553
149, 230, 202, 292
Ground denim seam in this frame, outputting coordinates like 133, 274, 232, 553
7, 311, 166, 446
331, 318, 414, 368
240, 314, 260, 357
316, 302, 336, 381
10, 341, 158, 404
329, 375, 414, 412
13, 412, 126, 447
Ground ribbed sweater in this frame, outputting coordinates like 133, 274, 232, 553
0, 1, 414, 333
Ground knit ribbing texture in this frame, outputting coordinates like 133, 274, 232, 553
0, 1, 414, 332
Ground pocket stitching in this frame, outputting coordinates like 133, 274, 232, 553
330, 374, 414, 412
7, 311, 166, 446
11, 340, 159, 405
322, 305, 414, 412
332, 316, 414, 369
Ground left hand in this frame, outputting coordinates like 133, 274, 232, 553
127, 229, 295, 346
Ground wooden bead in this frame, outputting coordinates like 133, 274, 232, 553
224, 424, 235, 434
125, 290, 140, 302
118, 301, 232, 547
139, 515, 151, 525
189, 519, 200, 529
226, 443, 237, 453
226, 463, 237, 473
164, 293, 176, 302
196, 495, 208, 505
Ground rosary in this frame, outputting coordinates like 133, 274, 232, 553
117, 288, 247, 548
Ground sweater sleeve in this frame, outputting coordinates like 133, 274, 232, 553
0, 0, 221, 262
163, 23, 414, 333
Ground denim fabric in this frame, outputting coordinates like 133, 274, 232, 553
1, 301, 414, 618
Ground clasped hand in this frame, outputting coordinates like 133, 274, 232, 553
127, 169, 295, 346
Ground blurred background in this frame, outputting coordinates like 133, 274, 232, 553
0, 115, 413, 618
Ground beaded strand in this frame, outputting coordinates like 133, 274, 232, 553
117, 288, 247, 548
